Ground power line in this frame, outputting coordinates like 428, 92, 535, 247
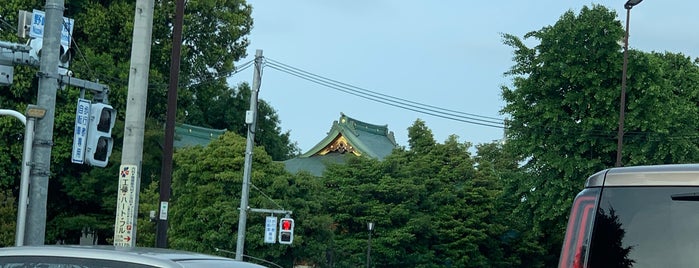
63, 20, 97, 80
264, 59, 506, 128
0, 17, 15, 32
262, 58, 699, 142
267, 58, 504, 122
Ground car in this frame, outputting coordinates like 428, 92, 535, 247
0, 245, 268, 268
558, 164, 699, 268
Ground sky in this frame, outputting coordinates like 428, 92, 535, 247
228, 0, 699, 153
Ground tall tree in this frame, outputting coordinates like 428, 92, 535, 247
323, 121, 512, 267
185, 82, 300, 160
501, 5, 699, 265
0, 0, 301, 244
166, 132, 329, 267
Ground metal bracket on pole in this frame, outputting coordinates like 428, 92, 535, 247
0, 41, 32, 52
1, 41, 109, 101
59, 75, 109, 102
248, 208, 293, 216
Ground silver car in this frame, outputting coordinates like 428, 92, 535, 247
0, 245, 268, 268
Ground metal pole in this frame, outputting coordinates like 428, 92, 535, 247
616, 8, 632, 167
235, 49, 263, 261
115, 0, 154, 247
367, 222, 374, 268
156, 0, 185, 248
0, 109, 30, 246
16, 117, 35, 246
25, 0, 63, 245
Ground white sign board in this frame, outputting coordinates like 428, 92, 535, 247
114, 165, 138, 247
30, 9, 74, 48
159, 201, 169, 220
264, 216, 278, 244
71, 98, 90, 164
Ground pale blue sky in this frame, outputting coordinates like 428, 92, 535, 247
229, 1, 699, 153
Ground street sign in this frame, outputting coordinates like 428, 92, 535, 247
29, 9, 74, 48
264, 216, 277, 244
71, 98, 90, 164
114, 165, 138, 247
159, 201, 169, 220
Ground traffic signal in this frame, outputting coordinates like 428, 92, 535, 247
85, 103, 115, 167
27, 38, 72, 75
58, 44, 73, 72
278, 218, 294, 244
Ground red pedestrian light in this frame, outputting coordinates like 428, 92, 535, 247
279, 218, 294, 244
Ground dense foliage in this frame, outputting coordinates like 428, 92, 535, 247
1, 2, 698, 268
153, 132, 327, 267
501, 5, 699, 266
0, 0, 296, 245
153, 120, 527, 267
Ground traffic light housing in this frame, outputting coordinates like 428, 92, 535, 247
85, 103, 115, 167
279, 218, 294, 244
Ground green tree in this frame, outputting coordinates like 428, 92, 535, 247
0, 0, 300, 244
186, 82, 300, 160
475, 142, 547, 267
501, 5, 699, 265
323, 121, 511, 267
0, 190, 17, 246
167, 132, 329, 267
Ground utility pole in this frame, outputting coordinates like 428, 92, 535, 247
235, 49, 263, 261
114, 0, 154, 247
25, 0, 63, 245
156, 0, 185, 248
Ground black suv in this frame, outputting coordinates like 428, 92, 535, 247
559, 164, 699, 268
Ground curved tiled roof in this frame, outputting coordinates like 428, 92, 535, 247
284, 113, 398, 176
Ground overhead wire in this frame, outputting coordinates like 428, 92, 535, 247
263, 58, 699, 142
267, 58, 504, 122
57, 14, 255, 91
0, 17, 15, 32
264, 58, 506, 129
63, 20, 97, 80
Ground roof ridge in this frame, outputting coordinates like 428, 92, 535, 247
175, 122, 226, 133
339, 113, 389, 136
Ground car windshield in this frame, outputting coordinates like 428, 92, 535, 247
587, 186, 699, 267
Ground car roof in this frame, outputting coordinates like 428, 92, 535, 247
586, 164, 699, 187
0, 245, 268, 268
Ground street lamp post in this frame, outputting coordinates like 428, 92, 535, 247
367, 222, 374, 268
616, 0, 643, 167
15, 105, 46, 246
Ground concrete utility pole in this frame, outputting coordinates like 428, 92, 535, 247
156, 0, 185, 248
25, 0, 63, 245
114, 0, 154, 247
235, 49, 263, 261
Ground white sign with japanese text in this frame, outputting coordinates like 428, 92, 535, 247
264, 216, 277, 244
71, 98, 90, 164
114, 165, 138, 247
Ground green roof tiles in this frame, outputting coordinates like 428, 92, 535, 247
284, 113, 398, 176
174, 123, 226, 148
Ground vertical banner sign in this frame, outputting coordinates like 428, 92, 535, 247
71, 98, 90, 163
114, 165, 138, 247
264, 216, 278, 244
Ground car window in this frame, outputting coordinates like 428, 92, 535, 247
0, 256, 156, 268
587, 186, 699, 267
176, 259, 267, 268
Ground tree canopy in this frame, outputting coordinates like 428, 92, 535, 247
501, 5, 699, 265
2, 2, 699, 267
0, 0, 297, 245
